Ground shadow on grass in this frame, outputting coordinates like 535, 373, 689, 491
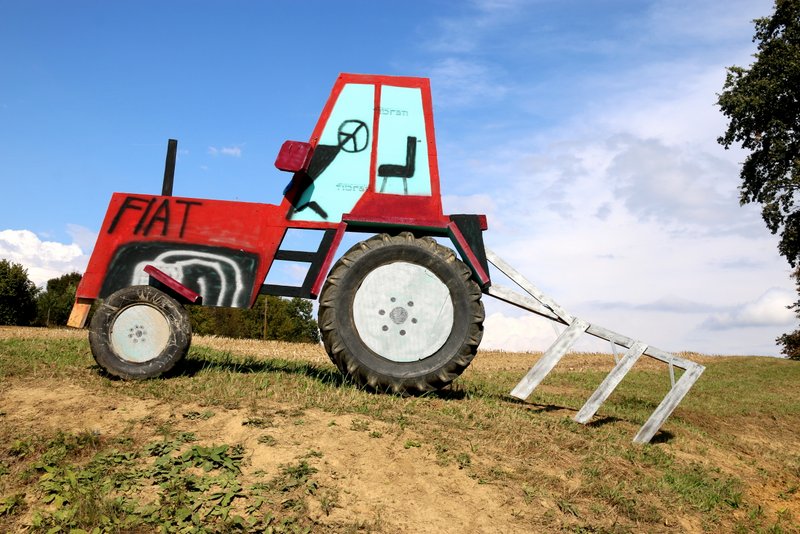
91, 354, 349, 389
505, 396, 570, 413
95, 353, 679, 441
94, 350, 650, 414
649, 430, 675, 444
173, 354, 349, 387
168, 353, 473, 401
420, 388, 469, 401
587, 415, 622, 428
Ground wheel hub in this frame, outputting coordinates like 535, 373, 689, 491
389, 306, 408, 325
353, 261, 454, 362
110, 303, 171, 363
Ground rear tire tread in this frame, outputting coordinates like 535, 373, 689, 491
319, 232, 484, 394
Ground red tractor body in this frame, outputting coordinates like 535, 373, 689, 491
70, 73, 490, 327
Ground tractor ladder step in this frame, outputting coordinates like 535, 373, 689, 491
483, 248, 705, 444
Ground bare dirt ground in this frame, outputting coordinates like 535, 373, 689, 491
1, 381, 517, 532
1, 326, 798, 533
0, 328, 534, 531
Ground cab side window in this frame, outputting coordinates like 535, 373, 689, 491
375, 86, 431, 196
289, 83, 374, 222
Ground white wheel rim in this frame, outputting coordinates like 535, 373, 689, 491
110, 304, 171, 363
352, 261, 454, 362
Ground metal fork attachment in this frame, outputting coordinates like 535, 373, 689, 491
483, 249, 704, 444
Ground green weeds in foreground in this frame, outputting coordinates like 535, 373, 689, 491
1, 429, 326, 533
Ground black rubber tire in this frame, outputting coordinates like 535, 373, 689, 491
318, 232, 484, 394
89, 285, 191, 379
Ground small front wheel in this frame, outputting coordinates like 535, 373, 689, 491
89, 285, 191, 379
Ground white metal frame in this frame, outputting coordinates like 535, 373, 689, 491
484, 249, 705, 444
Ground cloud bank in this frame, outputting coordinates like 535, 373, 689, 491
0, 229, 91, 286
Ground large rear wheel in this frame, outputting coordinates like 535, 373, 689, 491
89, 285, 191, 379
318, 233, 484, 394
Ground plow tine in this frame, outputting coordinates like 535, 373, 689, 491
574, 341, 647, 424
510, 318, 589, 400
633, 362, 705, 444
483, 247, 706, 443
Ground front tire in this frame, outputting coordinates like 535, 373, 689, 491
318, 233, 484, 394
89, 285, 191, 379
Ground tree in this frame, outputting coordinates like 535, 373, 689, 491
264, 296, 320, 343
717, 0, 800, 358
718, 0, 800, 263
36, 272, 82, 327
775, 265, 800, 358
0, 259, 38, 326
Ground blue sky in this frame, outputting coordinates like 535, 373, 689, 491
1, 0, 791, 355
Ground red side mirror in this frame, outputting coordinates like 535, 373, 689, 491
275, 141, 314, 172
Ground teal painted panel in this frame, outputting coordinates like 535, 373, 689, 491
376, 86, 431, 197
290, 83, 374, 222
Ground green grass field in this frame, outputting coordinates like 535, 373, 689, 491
0, 327, 798, 533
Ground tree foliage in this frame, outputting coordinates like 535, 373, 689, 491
776, 266, 800, 359
718, 0, 800, 359
0, 259, 38, 326
36, 272, 82, 327
717, 0, 800, 265
188, 295, 320, 343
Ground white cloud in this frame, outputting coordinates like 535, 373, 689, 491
447, 84, 794, 355
644, 0, 772, 44
442, 193, 498, 221
426, 58, 509, 108
208, 146, 242, 157
592, 295, 721, 314
0, 229, 88, 286
606, 136, 748, 232
468, 131, 760, 244
702, 288, 795, 330
481, 309, 622, 354
587, 64, 735, 150
423, 0, 529, 54
66, 224, 98, 254
481, 311, 558, 352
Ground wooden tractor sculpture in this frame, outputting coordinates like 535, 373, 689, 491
68, 74, 704, 443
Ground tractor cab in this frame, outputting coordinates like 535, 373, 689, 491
277, 74, 445, 227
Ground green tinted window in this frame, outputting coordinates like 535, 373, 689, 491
375, 86, 431, 196
289, 83, 374, 222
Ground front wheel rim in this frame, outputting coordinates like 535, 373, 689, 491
352, 261, 454, 362
109, 303, 171, 363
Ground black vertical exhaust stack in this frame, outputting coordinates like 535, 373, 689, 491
162, 138, 177, 196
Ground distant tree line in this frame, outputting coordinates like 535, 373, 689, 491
0, 259, 38, 326
0, 259, 319, 343
187, 295, 320, 343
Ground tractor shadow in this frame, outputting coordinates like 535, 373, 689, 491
159, 353, 678, 443
172, 352, 477, 400
172, 354, 350, 388
90, 353, 345, 388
